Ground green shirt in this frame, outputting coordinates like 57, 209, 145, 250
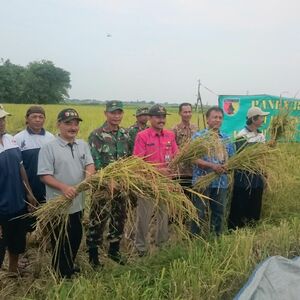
88, 124, 130, 170
127, 122, 148, 154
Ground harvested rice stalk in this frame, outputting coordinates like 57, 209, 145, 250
268, 108, 298, 142
193, 143, 280, 191
169, 130, 226, 172
32, 156, 200, 247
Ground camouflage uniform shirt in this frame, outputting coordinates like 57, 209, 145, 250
128, 122, 148, 154
88, 123, 130, 170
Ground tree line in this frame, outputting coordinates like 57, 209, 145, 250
0, 59, 71, 104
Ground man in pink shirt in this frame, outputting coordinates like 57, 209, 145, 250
133, 104, 178, 256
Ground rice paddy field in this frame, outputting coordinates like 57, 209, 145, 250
1, 103, 300, 300
4, 103, 204, 138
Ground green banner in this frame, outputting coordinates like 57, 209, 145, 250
218, 94, 300, 141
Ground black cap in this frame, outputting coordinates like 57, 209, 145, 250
148, 104, 170, 116
57, 108, 83, 122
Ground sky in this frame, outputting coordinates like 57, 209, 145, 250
1, 0, 299, 104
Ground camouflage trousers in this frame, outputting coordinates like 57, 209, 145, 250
86, 193, 127, 250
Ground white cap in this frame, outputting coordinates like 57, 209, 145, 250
247, 107, 269, 119
0, 104, 11, 118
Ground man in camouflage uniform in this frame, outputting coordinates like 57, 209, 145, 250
87, 101, 130, 267
128, 107, 149, 154
172, 103, 197, 189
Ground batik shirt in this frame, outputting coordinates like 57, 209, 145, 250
172, 122, 197, 148
192, 129, 235, 188
172, 122, 197, 176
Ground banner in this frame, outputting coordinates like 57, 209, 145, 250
218, 94, 300, 141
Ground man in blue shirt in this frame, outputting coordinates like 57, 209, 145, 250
191, 106, 234, 236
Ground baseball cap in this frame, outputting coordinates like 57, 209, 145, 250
247, 107, 270, 119
148, 104, 170, 116
26, 106, 45, 117
0, 104, 11, 118
57, 108, 83, 122
106, 101, 123, 112
134, 107, 149, 117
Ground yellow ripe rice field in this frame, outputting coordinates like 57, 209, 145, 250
4, 103, 203, 139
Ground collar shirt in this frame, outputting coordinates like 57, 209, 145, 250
192, 129, 235, 188
234, 127, 265, 189
172, 122, 198, 148
0, 134, 26, 218
88, 124, 130, 170
37, 135, 94, 214
237, 127, 266, 143
172, 122, 197, 176
14, 128, 55, 202
133, 127, 178, 169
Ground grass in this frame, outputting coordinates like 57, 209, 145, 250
1, 103, 299, 299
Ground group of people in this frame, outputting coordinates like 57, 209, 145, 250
0, 101, 270, 278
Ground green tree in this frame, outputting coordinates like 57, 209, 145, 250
0, 59, 71, 104
22, 60, 71, 104
0, 59, 25, 103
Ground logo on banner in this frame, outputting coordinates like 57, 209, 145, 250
223, 99, 240, 116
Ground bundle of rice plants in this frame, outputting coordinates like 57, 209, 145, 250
193, 143, 280, 191
169, 130, 228, 173
268, 108, 298, 142
32, 156, 200, 247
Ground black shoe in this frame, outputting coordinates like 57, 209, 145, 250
108, 242, 126, 265
88, 248, 101, 268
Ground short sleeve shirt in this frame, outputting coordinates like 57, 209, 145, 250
236, 127, 266, 143
172, 122, 197, 176
172, 122, 197, 147
234, 127, 265, 189
133, 127, 178, 168
14, 128, 55, 202
38, 136, 94, 214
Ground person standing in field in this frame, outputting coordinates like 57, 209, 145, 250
14, 106, 54, 268
228, 107, 269, 229
191, 106, 234, 236
128, 107, 149, 154
87, 101, 130, 267
38, 108, 95, 278
133, 104, 178, 256
14, 106, 54, 205
172, 103, 197, 190
0, 105, 36, 276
